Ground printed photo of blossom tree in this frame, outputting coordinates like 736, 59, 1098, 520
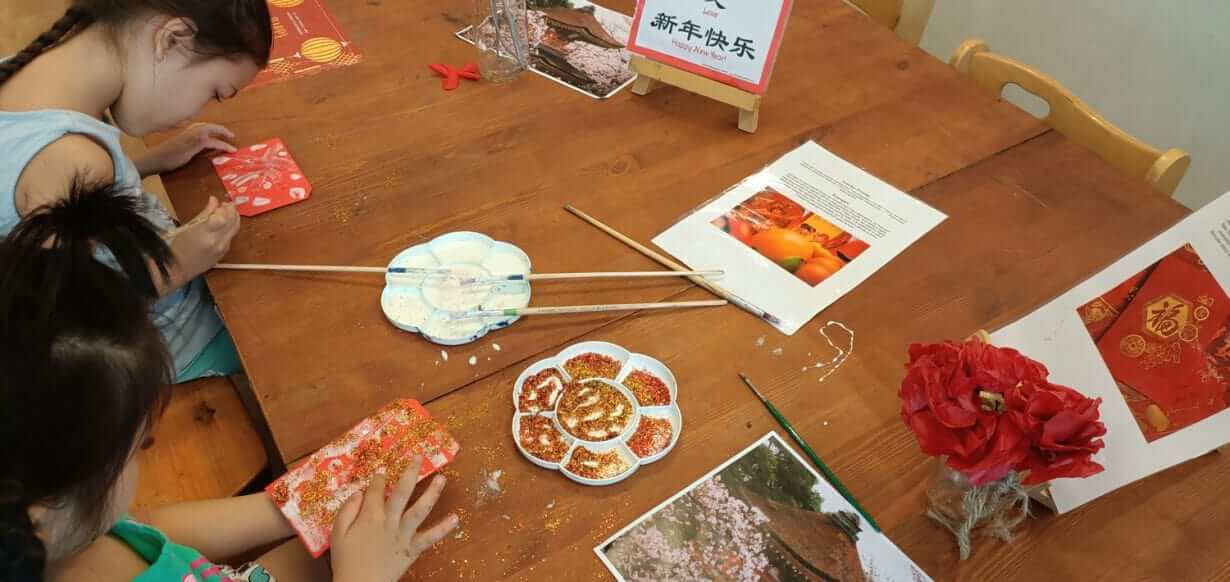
598, 434, 930, 582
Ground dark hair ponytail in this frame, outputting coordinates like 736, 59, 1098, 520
0, 481, 43, 582
0, 184, 174, 577
0, 0, 272, 86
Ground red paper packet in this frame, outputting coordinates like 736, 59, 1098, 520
1097, 247, 1230, 440
211, 138, 311, 217
266, 399, 460, 557
1078, 269, 1152, 342
249, 0, 362, 89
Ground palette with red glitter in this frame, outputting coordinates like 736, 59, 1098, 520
511, 341, 682, 486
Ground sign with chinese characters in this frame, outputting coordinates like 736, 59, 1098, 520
627, 0, 793, 94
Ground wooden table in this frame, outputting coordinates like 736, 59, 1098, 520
161, 0, 1230, 579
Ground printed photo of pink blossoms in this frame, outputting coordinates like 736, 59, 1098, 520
456, 0, 636, 99
597, 434, 932, 582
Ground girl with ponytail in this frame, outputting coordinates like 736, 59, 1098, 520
0, 187, 457, 581
0, 0, 274, 383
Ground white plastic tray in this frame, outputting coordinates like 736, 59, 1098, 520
511, 341, 683, 486
379, 232, 532, 345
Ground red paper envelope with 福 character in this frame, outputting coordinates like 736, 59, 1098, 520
266, 399, 460, 557
1096, 245, 1230, 441
211, 138, 312, 217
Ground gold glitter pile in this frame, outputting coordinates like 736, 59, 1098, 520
518, 415, 571, 462
565, 447, 630, 480
563, 352, 621, 380
518, 368, 565, 413
556, 381, 633, 441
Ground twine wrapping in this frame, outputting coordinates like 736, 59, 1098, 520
926, 471, 1031, 561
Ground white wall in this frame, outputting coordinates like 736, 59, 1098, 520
919, 1, 1230, 209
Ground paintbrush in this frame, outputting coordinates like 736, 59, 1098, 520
738, 372, 882, 532
457, 299, 727, 318
461, 269, 723, 285
214, 263, 452, 275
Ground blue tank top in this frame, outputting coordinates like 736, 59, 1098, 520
0, 109, 222, 376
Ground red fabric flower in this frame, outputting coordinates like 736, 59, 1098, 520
900, 340, 1086, 485
901, 341, 1041, 484
1006, 381, 1106, 485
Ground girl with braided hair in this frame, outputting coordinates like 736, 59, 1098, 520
0, 187, 458, 582
0, 0, 273, 382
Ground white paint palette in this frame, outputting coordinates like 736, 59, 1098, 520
380, 232, 532, 345
512, 341, 683, 486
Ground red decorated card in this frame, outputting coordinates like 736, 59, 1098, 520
267, 399, 460, 557
1096, 246, 1230, 441
211, 138, 311, 217
249, 0, 362, 89
1077, 268, 1152, 342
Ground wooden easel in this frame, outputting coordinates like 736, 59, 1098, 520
629, 55, 763, 134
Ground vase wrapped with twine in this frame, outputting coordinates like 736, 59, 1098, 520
925, 458, 1033, 561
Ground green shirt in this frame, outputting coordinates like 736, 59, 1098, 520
109, 518, 226, 582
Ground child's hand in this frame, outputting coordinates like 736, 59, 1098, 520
136, 123, 238, 176
169, 197, 240, 286
331, 458, 458, 582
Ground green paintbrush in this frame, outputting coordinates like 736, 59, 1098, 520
738, 372, 882, 532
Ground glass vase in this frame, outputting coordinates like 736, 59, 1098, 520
472, 0, 530, 82
925, 458, 1033, 560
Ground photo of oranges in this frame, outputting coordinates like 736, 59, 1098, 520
711, 188, 869, 287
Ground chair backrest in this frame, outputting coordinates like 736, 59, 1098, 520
847, 0, 936, 44
950, 38, 1190, 196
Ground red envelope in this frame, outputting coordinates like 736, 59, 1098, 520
267, 399, 460, 557
248, 0, 361, 89
211, 138, 312, 217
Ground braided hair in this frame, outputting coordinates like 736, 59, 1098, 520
0, 0, 273, 86
0, 8, 92, 85
0, 181, 174, 579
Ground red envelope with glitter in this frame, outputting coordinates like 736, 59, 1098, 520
211, 138, 311, 217
266, 399, 460, 557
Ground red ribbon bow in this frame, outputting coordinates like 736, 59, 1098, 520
428, 63, 481, 91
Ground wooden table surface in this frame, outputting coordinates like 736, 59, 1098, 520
161, 0, 1230, 580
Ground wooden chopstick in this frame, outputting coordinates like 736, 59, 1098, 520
564, 205, 782, 325
462, 299, 727, 318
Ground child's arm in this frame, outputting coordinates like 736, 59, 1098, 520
135, 493, 296, 562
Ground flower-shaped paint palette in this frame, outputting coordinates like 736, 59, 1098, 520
380, 232, 532, 345
512, 341, 683, 486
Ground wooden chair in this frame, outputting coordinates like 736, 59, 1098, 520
134, 376, 269, 508
847, 0, 936, 45
950, 39, 1190, 196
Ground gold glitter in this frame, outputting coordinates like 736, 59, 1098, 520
518, 369, 565, 412
623, 370, 671, 406
565, 447, 631, 479
518, 415, 569, 462
563, 353, 621, 380
556, 382, 633, 441
544, 517, 562, 533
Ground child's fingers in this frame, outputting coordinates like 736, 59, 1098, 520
400, 474, 447, 538
333, 490, 364, 536
362, 471, 389, 522
410, 514, 460, 551
206, 200, 239, 229
202, 137, 238, 153
203, 123, 237, 140
385, 456, 424, 517
194, 196, 221, 222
